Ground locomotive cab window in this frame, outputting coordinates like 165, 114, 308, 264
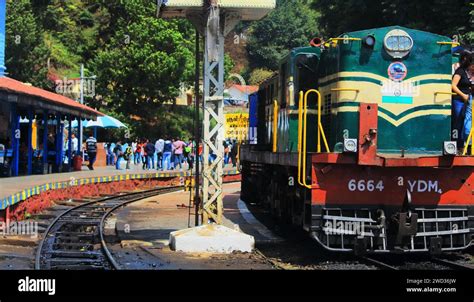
296, 54, 319, 105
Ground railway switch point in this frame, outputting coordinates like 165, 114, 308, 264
169, 224, 255, 254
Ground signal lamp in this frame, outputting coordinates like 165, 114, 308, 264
343, 138, 358, 153
443, 141, 457, 156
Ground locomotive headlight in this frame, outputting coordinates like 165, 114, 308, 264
384, 29, 413, 58
344, 138, 358, 153
443, 141, 457, 156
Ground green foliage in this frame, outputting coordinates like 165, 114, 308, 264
6, 0, 196, 139
91, 17, 193, 112
5, 0, 472, 140
466, 2, 474, 44
248, 68, 274, 85
5, 0, 50, 87
224, 54, 235, 80
313, 0, 473, 45
89, 1, 195, 138
247, 0, 319, 70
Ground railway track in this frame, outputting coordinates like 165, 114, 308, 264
357, 254, 474, 271
35, 186, 182, 270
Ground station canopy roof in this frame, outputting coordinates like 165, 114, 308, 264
161, 0, 276, 20
0, 77, 103, 119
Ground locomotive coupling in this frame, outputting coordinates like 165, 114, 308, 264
390, 190, 419, 246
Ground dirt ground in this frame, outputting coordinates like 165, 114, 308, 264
107, 183, 275, 269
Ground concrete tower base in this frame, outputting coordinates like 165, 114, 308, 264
169, 224, 255, 253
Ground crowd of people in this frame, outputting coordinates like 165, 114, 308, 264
102, 137, 240, 171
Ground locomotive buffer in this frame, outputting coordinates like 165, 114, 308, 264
160, 0, 275, 253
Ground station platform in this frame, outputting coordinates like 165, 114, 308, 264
0, 164, 239, 210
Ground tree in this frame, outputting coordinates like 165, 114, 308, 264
5, 0, 50, 88
247, 0, 319, 70
313, 0, 473, 45
248, 68, 274, 85
91, 13, 195, 136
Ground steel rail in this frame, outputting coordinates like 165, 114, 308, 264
35, 186, 183, 270
100, 186, 183, 270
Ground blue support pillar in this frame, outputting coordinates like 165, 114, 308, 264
77, 118, 82, 155
27, 108, 33, 175
55, 115, 63, 170
10, 103, 19, 176
59, 118, 64, 170
0, 0, 7, 77
68, 115, 72, 169
42, 111, 48, 170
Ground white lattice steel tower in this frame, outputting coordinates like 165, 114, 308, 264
162, 0, 275, 224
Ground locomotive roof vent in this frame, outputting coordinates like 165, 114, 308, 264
384, 29, 413, 59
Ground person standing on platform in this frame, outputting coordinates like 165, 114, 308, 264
144, 139, 155, 170
140, 140, 147, 170
71, 133, 78, 157
114, 141, 124, 170
124, 143, 133, 170
163, 138, 172, 170
85, 133, 97, 170
132, 139, 137, 163
108, 142, 116, 166
173, 137, 186, 170
155, 138, 164, 170
223, 139, 230, 165
170, 138, 176, 170
185, 139, 194, 170
230, 139, 239, 168
198, 142, 203, 164
135, 140, 142, 166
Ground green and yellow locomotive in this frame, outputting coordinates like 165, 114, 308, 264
242, 26, 473, 253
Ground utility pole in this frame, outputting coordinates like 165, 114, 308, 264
78, 64, 84, 155
194, 30, 201, 226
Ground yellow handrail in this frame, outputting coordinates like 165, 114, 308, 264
434, 92, 456, 96
301, 91, 311, 189
297, 91, 305, 187
327, 37, 362, 43
331, 88, 360, 92
437, 41, 460, 47
463, 97, 474, 156
324, 37, 361, 47
297, 89, 330, 188
272, 100, 278, 153
305, 89, 330, 153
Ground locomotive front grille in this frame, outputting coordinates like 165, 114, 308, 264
312, 206, 473, 253
411, 208, 472, 252
313, 208, 389, 252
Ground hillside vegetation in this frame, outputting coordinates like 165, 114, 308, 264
4, 0, 473, 138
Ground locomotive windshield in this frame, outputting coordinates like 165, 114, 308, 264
296, 53, 319, 104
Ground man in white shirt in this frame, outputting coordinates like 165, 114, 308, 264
71, 133, 78, 156
155, 138, 164, 170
